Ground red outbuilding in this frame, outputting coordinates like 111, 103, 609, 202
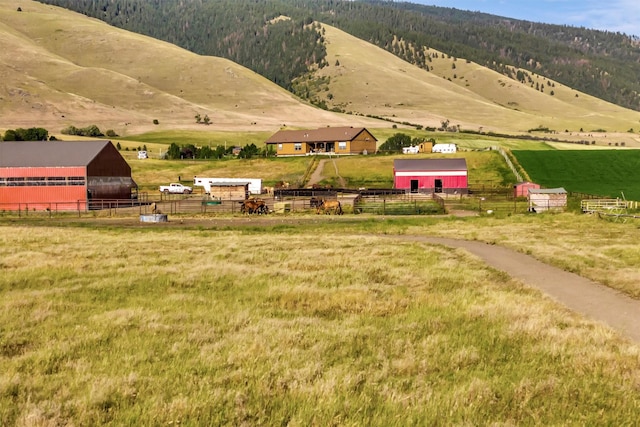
513, 181, 540, 198
393, 158, 468, 194
0, 140, 137, 211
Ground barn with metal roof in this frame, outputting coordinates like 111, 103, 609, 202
393, 158, 468, 194
0, 140, 136, 211
265, 126, 377, 156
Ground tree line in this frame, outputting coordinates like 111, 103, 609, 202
35, 0, 640, 111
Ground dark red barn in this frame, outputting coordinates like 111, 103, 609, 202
0, 140, 136, 211
393, 158, 468, 194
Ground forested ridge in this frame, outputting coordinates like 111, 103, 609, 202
36, 0, 640, 111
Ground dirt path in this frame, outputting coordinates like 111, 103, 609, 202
306, 158, 346, 187
394, 236, 640, 343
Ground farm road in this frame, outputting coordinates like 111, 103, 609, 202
393, 236, 640, 343
307, 158, 346, 187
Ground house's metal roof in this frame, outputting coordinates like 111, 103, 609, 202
393, 158, 467, 171
529, 187, 567, 194
0, 140, 112, 168
265, 127, 375, 144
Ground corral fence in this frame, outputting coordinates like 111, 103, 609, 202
353, 193, 444, 215
0, 197, 149, 218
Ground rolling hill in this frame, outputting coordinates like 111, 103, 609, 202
0, 0, 383, 136
1, 0, 640, 147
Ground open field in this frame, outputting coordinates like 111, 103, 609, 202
513, 150, 640, 199
1, 213, 640, 425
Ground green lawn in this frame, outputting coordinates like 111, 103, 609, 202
513, 150, 640, 199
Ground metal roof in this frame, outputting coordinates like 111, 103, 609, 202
265, 126, 375, 143
0, 140, 113, 168
394, 158, 467, 171
529, 188, 567, 194
209, 181, 250, 187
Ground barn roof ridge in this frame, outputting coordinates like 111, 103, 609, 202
393, 158, 467, 171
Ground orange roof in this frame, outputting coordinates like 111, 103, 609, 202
265, 127, 376, 144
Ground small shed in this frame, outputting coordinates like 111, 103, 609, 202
528, 188, 567, 213
394, 158, 468, 194
514, 181, 540, 198
208, 182, 250, 201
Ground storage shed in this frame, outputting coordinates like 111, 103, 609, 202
0, 140, 136, 211
393, 158, 468, 194
207, 182, 250, 201
514, 181, 540, 198
528, 188, 567, 213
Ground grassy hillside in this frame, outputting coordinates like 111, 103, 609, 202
313, 25, 640, 144
0, 0, 385, 136
513, 150, 640, 199
2, 0, 640, 149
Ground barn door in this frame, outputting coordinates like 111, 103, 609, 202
410, 180, 419, 193
434, 179, 443, 193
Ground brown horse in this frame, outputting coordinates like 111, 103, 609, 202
316, 199, 343, 215
239, 198, 268, 214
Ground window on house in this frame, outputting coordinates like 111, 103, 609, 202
278, 144, 283, 151
338, 142, 347, 150
294, 143, 302, 151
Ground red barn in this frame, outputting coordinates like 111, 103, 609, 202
0, 140, 136, 211
394, 158, 468, 194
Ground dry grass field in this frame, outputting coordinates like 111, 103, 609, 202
1, 213, 640, 425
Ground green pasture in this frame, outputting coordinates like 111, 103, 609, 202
2, 214, 640, 425
513, 150, 640, 199
118, 130, 273, 149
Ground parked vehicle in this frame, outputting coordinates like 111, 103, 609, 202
159, 183, 192, 194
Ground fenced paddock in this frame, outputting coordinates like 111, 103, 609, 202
354, 194, 444, 215
581, 199, 637, 213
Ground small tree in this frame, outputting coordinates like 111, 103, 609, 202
195, 113, 202, 124
203, 115, 211, 125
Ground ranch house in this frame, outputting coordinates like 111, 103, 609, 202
393, 158, 468, 194
265, 126, 377, 156
0, 140, 136, 211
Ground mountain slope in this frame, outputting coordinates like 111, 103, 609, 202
0, 0, 382, 135
313, 24, 640, 137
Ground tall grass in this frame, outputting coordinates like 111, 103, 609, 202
1, 219, 639, 425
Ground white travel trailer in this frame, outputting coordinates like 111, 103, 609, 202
194, 177, 262, 195
432, 143, 457, 154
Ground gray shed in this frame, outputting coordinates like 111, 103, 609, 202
528, 188, 567, 213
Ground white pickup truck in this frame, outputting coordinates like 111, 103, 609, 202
159, 183, 192, 194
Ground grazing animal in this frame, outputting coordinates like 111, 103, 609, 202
150, 202, 161, 214
316, 199, 343, 215
239, 198, 268, 214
